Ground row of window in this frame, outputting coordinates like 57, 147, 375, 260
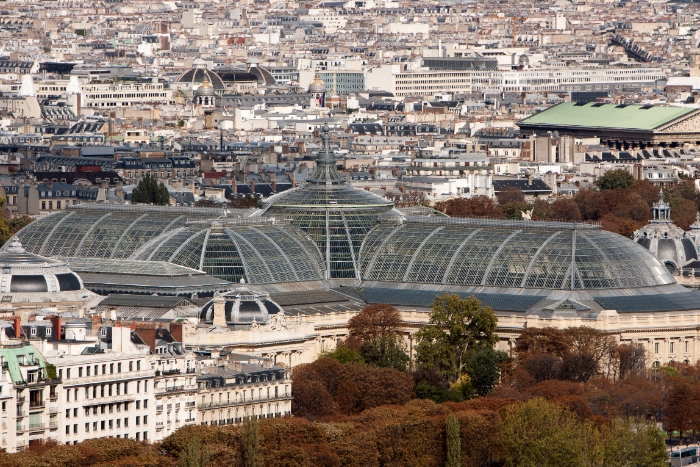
654, 341, 691, 354
65, 380, 149, 402
60, 360, 142, 380
66, 400, 149, 419
66, 419, 148, 437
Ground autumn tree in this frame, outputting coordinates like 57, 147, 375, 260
415, 294, 498, 382
548, 198, 581, 222
346, 304, 408, 371
434, 196, 505, 218
496, 186, 526, 204
347, 304, 403, 342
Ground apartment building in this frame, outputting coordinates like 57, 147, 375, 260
0, 343, 60, 453
196, 356, 291, 427
81, 80, 174, 108
366, 64, 666, 96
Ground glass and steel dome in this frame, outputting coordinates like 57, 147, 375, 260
260, 125, 393, 280
359, 217, 675, 290
130, 219, 324, 284
8, 205, 224, 259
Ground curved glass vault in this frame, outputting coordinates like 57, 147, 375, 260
261, 125, 393, 279
131, 219, 324, 284
359, 217, 674, 290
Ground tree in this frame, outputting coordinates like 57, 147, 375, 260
548, 198, 581, 222
499, 398, 596, 467
445, 413, 461, 467
434, 196, 505, 218
596, 169, 635, 190
131, 173, 171, 205
242, 416, 264, 467
497, 186, 525, 205
347, 304, 403, 343
320, 346, 364, 364
229, 195, 261, 209
346, 304, 408, 371
179, 437, 212, 467
465, 348, 508, 396
359, 335, 409, 372
415, 294, 498, 381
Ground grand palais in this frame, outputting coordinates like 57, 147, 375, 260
7, 126, 700, 367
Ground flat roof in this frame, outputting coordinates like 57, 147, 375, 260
518, 102, 696, 131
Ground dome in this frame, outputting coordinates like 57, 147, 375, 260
214, 70, 260, 83
199, 284, 282, 326
175, 67, 225, 92
6, 205, 224, 259
360, 218, 675, 290
0, 237, 84, 293
261, 125, 393, 280
195, 75, 215, 97
130, 219, 324, 284
632, 190, 699, 275
308, 73, 327, 93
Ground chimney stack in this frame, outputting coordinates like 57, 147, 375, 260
49, 315, 61, 341
13, 316, 21, 339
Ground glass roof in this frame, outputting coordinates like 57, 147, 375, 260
9, 204, 223, 259
130, 220, 324, 284
261, 125, 393, 279
359, 218, 674, 290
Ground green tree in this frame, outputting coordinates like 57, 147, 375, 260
445, 413, 461, 467
601, 419, 667, 467
465, 348, 508, 396
500, 398, 596, 467
131, 173, 171, 205
360, 335, 409, 372
242, 416, 263, 467
596, 169, 635, 190
415, 294, 498, 381
320, 346, 365, 364
179, 437, 211, 467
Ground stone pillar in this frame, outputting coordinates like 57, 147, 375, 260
212, 296, 226, 327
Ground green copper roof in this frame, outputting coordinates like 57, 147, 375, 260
0, 344, 47, 384
518, 102, 695, 131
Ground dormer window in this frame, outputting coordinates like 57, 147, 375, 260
100, 328, 107, 337
30, 328, 36, 336
46, 328, 51, 336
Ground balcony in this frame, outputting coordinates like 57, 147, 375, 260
49, 420, 58, 429
28, 423, 44, 431
62, 369, 153, 386
29, 400, 44, 409
162, 369, 180, 376
16, 396, 25, 403
185, 418, 195, 423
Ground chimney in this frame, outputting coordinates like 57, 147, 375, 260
528, 175, 533, 186
116, 181, 124, 199
91, 314, 102, 334
136, 326, 157, 353
290, 171, 296, 188
49, 315, 61, 341
250, 179, 255, 194
13, 316, 21, 339
212, 296, 227, 327
101, 179, 109, 189
170, 322, 183, 343
270, 172, 277, 192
